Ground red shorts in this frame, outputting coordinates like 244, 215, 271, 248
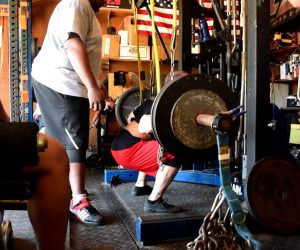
111, 140, 177, 177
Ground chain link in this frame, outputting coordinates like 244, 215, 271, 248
186, 191, 244, 250
157, 145, 165, 170
170, 25, 177, 81
170, 49, 175, 81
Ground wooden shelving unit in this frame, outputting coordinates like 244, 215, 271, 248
32, 0, 55, 4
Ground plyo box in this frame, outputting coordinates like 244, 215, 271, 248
102, 34, 120, 59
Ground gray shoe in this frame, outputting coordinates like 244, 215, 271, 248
143, 197, 183, 213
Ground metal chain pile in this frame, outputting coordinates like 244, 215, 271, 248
187, 190, 244, 250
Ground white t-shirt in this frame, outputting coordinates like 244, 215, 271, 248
31, 0, 102, 98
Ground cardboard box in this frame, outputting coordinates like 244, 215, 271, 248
157, 43, 179, 61
270, 0, 300, 28
118, 30, 128, 45
102, 34, 120, 59
271, 65, 280, 81
270, 0, 294, 18
119, 45, 150, 60
280, 63, 290, 79
123, 16, 148, 46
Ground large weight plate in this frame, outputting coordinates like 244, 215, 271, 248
246, 156, 300, 235
171, 89, 226, 149
151, 74, 237, 162
115, 87, 151, 128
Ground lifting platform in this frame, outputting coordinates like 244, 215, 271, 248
105, 168, 220, 245
104, 167, 300, 248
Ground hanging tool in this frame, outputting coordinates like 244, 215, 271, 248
210, 0, 232, 89
149, 0, 161, 92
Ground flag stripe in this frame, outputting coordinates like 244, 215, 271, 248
137, 1, 179, 39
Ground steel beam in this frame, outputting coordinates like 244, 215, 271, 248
245, 0, 272, 174
8, 0, 19, 122
19, 0, 29, 121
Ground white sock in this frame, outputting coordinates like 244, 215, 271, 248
72, 193, 86, 205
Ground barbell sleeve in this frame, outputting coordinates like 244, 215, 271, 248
195, 113, 214, 127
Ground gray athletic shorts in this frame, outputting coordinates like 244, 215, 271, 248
33, 79, 89, 163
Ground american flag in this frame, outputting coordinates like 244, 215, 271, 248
136, 0, 240, 41
136, 0, 179, 39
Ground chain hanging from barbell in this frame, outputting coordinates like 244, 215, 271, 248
186, 189, 244, 250
170, 25, 177, 81
170, 49, 175, 81
157, 145, 166, 170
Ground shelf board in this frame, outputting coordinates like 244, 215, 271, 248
271, 8, 300, 31
99, 7, 133, 17
32, 0, 54, 4
109, 58, 151, 62
274, 78, 298, 83
271, 45, 299, 57
280, 107, 300, 111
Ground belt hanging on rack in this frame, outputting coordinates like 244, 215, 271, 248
149, 0, 161, 93
133, 5, 145, 104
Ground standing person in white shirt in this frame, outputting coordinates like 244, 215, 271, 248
32, 0, 114, 225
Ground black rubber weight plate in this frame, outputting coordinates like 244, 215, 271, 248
246, 156, 300, 235
151, 73, 237, 162
115, 87, 150, 128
